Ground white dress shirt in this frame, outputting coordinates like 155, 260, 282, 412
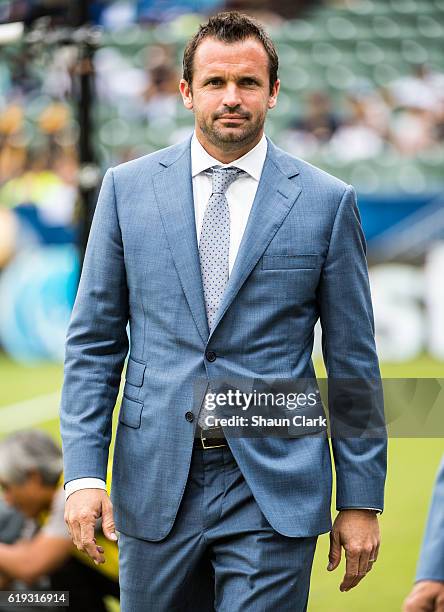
64, 132, 268, 500
191, 131, 267, 274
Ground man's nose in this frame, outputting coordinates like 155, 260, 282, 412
221, 83, 242, 109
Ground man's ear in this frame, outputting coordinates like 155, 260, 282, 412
179, 79, 193, 110
267, 79, 280, 110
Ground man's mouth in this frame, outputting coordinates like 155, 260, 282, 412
217, 115, 247, 122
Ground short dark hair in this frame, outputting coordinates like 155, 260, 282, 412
183, 11, 279, 94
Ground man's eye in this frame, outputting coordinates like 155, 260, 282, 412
208, 79, 222, 86
242, 79, 257, 86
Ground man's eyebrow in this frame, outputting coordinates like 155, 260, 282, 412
201, 74, 263, 83
239, 76, 262, 83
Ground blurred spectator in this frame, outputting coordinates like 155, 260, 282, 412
388, 65, 444, 156
142, 44, 179, 124
0, 430, 119, 611
282, 62, 444, 164
5, 48, 40, 99
41, 47, 77, 101
95, 47, 147, 109
389, 105, 436, 157
349, 84, 391, 138
290, 91, 340, 143
390, 64, 443, 117
328, 90, 386, 161
0, 146, 77, 258
143, 62, 179, 123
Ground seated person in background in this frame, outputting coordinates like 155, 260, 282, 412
0, 496, 24, 544
0, 496, 24, 593
0, 430, 119, 612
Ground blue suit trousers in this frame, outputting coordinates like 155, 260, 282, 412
118, 446, 317, 611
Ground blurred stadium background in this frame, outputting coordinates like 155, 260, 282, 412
0, 0, 443, 610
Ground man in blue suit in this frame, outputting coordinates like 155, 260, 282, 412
61, 11, 387, 611
403, 457, 444, 611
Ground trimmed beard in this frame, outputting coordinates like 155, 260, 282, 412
197, 112, 266, 151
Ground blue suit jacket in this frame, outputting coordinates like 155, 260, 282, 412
60, 136, 387, 541
416, 457, 444, 582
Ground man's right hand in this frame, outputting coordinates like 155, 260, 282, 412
64, 489, 117, 565
403, 580, 444, 612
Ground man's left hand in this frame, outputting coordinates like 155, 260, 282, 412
327, 509, 380, 592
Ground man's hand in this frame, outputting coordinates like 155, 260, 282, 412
64, 489, 117, 565
327, 509, 380, 592
403, 580, 444, 612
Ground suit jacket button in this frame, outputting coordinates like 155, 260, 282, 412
185, 411, 194, 422
206, 350, 216, 362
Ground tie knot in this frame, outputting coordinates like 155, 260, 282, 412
210, 166, 245, 195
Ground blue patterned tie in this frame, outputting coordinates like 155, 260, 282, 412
199, 166, 246, 331
197, 166, 246, 435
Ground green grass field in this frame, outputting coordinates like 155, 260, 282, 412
0, 354, 443, 611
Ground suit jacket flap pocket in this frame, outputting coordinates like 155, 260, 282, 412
119, 396, 143, 428
125, 357, 146, 387
262, 254, 320, 270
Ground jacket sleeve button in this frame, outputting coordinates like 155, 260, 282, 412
185, 411, 194, 422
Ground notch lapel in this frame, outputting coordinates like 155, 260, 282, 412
152, 140, 209, 344
208, 140, 302, 338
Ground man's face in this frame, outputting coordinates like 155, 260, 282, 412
180, 37, 279, 150
0, 473, 46, 518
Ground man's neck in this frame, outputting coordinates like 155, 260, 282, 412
195, 129, 263, 164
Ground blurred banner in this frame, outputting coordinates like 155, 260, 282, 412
0, 0, 443, 363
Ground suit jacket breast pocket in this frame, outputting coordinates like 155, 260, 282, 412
262, 254, 321, 270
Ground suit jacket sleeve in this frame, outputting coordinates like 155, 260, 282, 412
317, 184, 387, 511
416, 457, 444, 582
60, 168, 129, 486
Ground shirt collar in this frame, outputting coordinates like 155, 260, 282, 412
191, 131, 268, 181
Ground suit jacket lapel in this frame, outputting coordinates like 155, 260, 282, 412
152, 136, 302, 344
152, 138, 209, 344
208, 138, 302, 338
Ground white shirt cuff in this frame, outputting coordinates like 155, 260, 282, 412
342, 507, 382, 513
64, 478, 107, 500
